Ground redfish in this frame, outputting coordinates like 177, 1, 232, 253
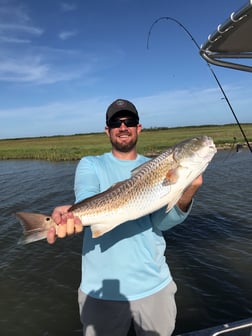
16, 136, 216, 244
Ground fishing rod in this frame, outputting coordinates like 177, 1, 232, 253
147, 17, 252, 153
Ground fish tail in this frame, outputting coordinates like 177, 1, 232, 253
16, 212, 56, 244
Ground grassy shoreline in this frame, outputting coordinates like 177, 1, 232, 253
1, 124, 251, 161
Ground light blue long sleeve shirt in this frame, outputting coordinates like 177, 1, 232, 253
74, 152, 191, 301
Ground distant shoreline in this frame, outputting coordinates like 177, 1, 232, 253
0, 124, 251, 161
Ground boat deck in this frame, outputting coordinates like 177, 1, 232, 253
177, 318, 252, 336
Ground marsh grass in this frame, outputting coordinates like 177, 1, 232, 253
0, 124, 251, 161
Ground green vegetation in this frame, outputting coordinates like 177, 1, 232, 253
0, 124, 251, 161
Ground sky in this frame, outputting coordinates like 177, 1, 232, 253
1, 0, 252, 139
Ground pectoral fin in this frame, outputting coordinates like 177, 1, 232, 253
166, 168, 179, 183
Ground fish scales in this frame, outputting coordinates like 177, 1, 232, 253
70, 150, 177, 224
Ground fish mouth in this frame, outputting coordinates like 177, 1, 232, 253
203, 136, 216, 148
198, 136, 217, 156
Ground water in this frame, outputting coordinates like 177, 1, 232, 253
0, 150, 251, 336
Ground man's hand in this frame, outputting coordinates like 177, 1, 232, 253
47, 205, 83, 244
177, 175, 203, 212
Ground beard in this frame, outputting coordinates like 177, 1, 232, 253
110, 133, 138, 153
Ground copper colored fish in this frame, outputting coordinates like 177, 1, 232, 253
16, 136, 216, 244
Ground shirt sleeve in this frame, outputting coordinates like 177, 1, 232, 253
150, 201, 194, 231
74, 157, 100, 203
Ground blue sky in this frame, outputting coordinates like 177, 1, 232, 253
1, 0, 251, 139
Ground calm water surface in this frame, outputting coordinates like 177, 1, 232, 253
0, 149, 251, 336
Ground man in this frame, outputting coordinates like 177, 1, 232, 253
47, 99, 202, 336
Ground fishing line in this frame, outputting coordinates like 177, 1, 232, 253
147, 17, 252, 153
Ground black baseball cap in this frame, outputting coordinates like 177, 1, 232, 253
106, 99, 139, 125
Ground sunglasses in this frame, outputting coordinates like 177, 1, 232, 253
108, 118, 139, 129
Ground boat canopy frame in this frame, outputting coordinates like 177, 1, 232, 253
200, 0, 252, 72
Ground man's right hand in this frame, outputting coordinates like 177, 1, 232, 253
47, 205, 83, 244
